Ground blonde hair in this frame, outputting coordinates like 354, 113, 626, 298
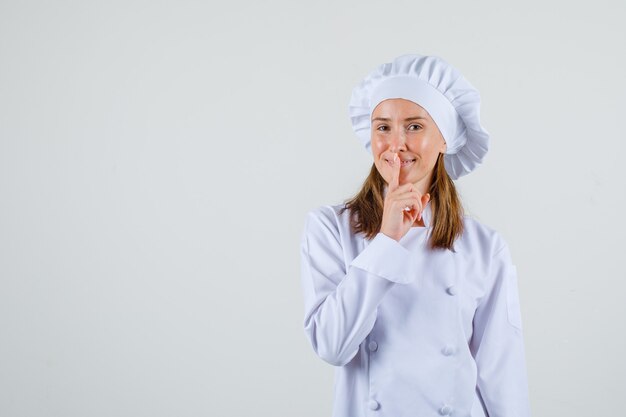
340, 153, 464, 251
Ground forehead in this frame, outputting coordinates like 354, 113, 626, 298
371, 98, 429, 117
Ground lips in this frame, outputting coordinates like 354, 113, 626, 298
385, 158, 416, 167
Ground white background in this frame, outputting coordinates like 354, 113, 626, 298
1, 0, 625, 415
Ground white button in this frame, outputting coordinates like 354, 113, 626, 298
439, 404, 453, 415
368, 341, 378, 352
446, 285, 458, 295
368, 399, 380, 410
441, 345, 456, 356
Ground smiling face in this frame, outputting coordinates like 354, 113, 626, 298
371, 98, 447, 194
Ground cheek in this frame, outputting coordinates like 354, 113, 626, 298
371, 137, 385, 153
373, 155, 386, 173
371, 148, 390, 178
371, 141, 388, 163
414, 136, 442, 157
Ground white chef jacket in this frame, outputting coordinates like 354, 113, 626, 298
300, 200, 531, 417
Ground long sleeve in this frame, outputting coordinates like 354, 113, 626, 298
300, 207, 418, 366
469, 241, 531, 417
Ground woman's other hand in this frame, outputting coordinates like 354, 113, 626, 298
380, 153, 430, 241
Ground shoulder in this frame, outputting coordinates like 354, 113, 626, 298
459, 213, 510, 260
460, 215, 516, 293
302, 203, 353, 240
304, 203, 349, 223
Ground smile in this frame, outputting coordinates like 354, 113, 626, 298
385, 158, 416, 167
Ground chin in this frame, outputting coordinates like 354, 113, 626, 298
400, 174, 425, 187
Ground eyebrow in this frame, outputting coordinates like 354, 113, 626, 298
371, 116, 427, 122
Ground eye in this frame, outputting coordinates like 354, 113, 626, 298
376, 125, 389, 132
408, 124, 422, 131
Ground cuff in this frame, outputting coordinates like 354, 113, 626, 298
349, 232, 416, 285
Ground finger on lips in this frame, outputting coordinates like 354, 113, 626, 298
389, 153, 400, 191
386, 153, 431, 224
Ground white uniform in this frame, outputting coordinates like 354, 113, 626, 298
300, 200, 531, 417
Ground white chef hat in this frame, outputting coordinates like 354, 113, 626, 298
348, 54, 490, 179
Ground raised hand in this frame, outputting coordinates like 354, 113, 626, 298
380, 153, 430, 241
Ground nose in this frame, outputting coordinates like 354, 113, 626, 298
388, 129, 407, 153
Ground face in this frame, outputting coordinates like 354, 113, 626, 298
371, 98, 447, 192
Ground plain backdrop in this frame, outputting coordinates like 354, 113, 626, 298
1, 0, 625, 416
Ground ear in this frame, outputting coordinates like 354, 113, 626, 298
441, 140, 447, 154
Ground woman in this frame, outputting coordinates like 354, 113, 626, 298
300, 54, 531, 417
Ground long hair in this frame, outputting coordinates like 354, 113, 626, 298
339, 153, 464, 251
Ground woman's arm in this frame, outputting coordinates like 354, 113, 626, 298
300, 206, 418, 366
469, 240, 532, 416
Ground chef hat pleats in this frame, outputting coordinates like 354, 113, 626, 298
348, 54, 490, 180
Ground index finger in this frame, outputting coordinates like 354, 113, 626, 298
389, 153, 400, 191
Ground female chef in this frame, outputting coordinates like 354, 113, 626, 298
299, 54, 531, 417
